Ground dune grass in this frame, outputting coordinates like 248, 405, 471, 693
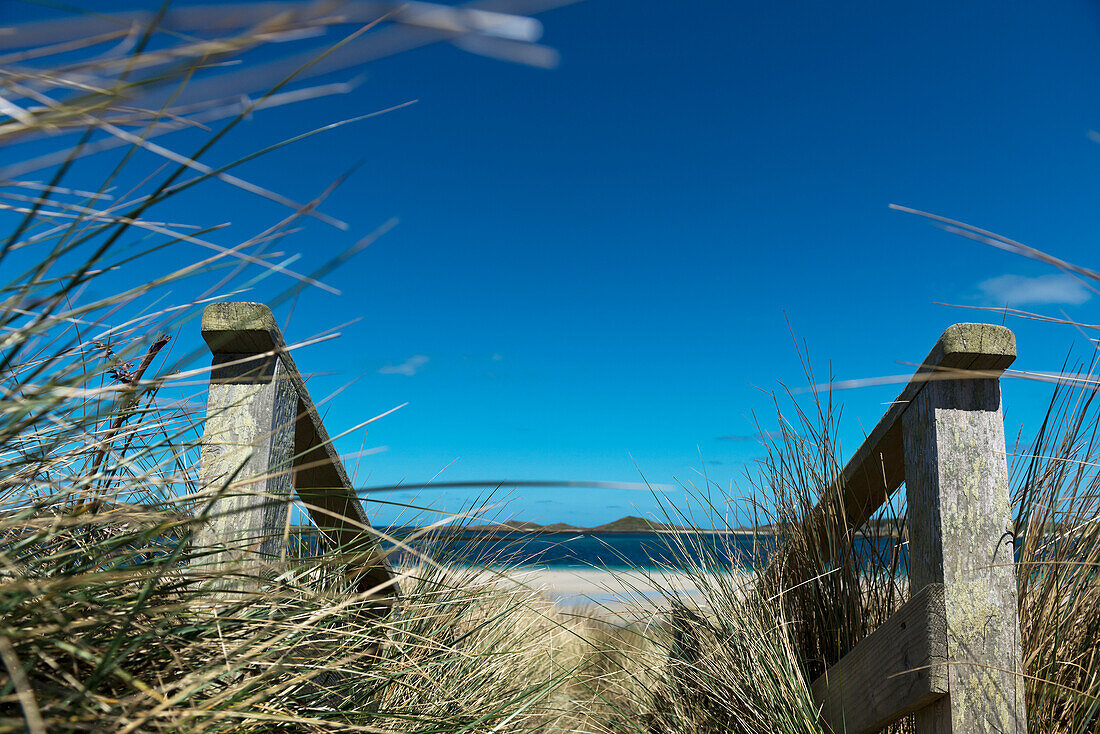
3, 5, 1100, 733
556, 362, 1100, 734
0, 6, 598, 732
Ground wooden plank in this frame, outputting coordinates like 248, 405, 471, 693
902, 376, 1027, 733
195, 352, 297, 588
201, 302, 395, 595
293, 410, 394, 594
812, 583, 949, 734
798, 324, 1016, 565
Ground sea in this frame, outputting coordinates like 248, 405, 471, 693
380, 530, 906, 572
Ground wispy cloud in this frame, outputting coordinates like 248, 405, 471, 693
716, 431, 780, 442
378, 355, 429, 376
978, 273, 1092, 306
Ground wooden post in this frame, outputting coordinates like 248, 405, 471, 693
195, 341, 297, 586
196, 302, 396, 598
901, 325, 1027, 733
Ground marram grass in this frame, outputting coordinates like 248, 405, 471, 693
3, 5, 1100, 734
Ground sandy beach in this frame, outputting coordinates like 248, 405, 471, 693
484, 566, 752, 612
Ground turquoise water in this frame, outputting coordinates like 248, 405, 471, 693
384, 531, 905, 571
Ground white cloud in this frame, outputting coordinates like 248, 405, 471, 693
378, 355, 429, 376
716, 431, 781, 442
978, 273, 1092, 306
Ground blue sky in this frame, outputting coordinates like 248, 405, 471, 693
9, 0, 1100, 527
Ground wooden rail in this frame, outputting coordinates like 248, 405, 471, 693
191, 309, 1026, 729
194, 302, 394, 596
806, 323, 1026, 733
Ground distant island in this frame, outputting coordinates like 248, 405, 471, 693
395, 516, 763, 535
391, 515, 900, 538
462, 515, 682, 534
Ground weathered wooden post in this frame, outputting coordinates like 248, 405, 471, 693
195, 305, 297, 586
902, 324, 1026, 733
803, 323, 1027, 733
196, 302, 394, 597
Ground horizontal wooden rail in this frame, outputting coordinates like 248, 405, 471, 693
811, 584, 948, 734
196, 302, 393, 595
798, 323, 1026, 733
811, 322, 1016, 542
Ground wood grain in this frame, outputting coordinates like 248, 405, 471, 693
195, 353, 297, 593
902, 376, 1027, 733
812, 583, 949, 734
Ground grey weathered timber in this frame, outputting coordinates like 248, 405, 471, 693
198, 302, 394, 595
195, 352, 297, 582
812, 583, 949, 734
902, 373, 1027, 732
790, 323, 1026, 732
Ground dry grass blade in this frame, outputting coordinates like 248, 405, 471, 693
0, 4, 587, 733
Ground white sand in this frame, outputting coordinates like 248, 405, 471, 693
492, 566, 749, 611
398, 564, 756, 614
